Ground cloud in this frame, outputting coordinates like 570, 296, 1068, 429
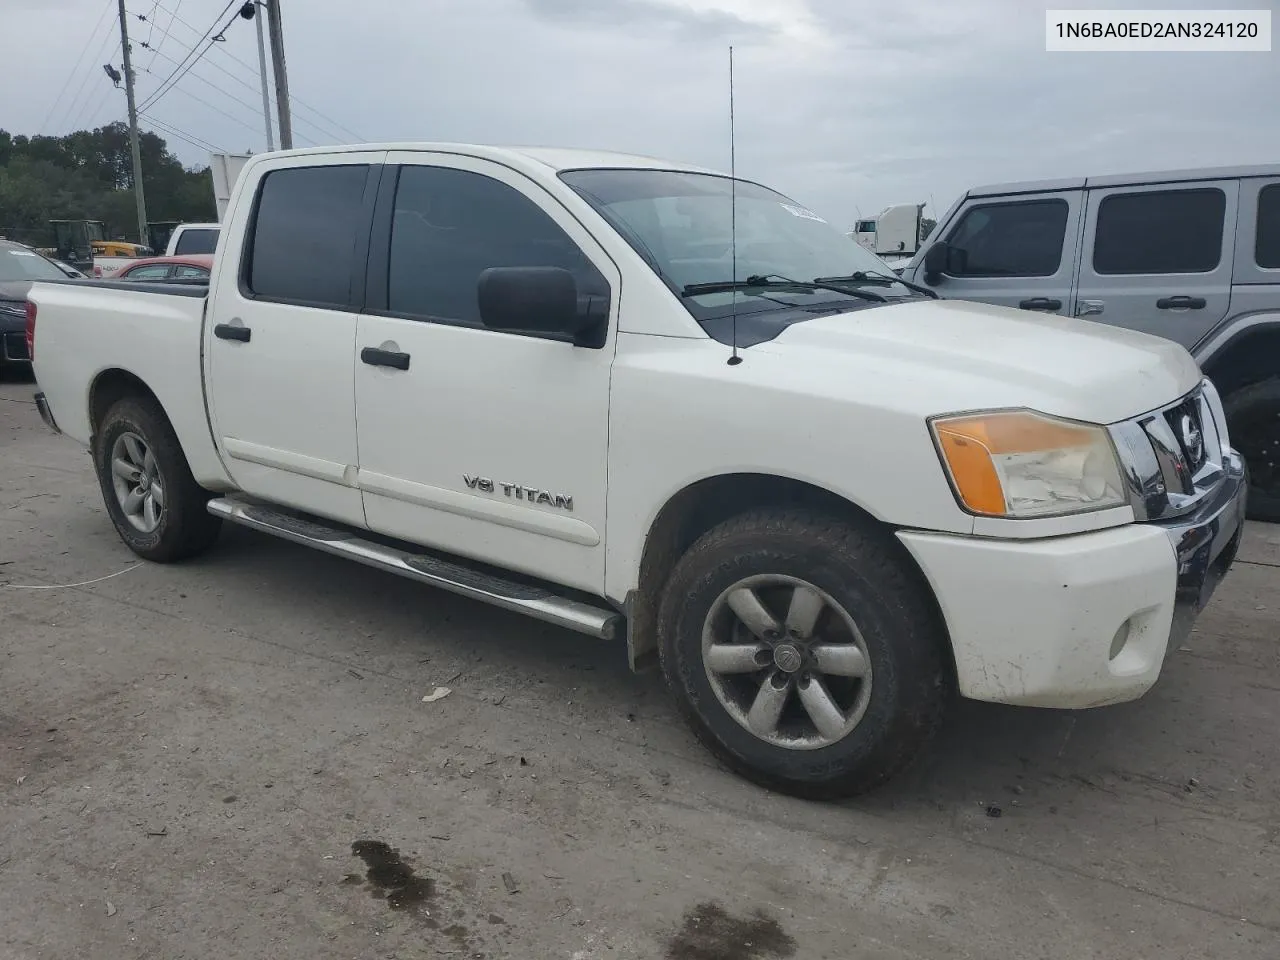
1, 0, 1273, 229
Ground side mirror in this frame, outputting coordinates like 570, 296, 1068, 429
477, 266, 605, 346
923, 242, 950, 285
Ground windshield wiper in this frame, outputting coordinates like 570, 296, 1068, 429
814, 271, 939, 299
682, 274, 886, 303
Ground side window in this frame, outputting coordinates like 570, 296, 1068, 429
247, 164, 370, 307
124, 264, 172, 279
173, 264, 209, 279
387, 165, 609, 327
1093, 188, 1225, 275
174, 229, 218, 255
1256, 184, 1280, 269
945, 200, 1068, 277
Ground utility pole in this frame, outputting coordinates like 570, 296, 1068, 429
252, 2, 275, 149
264, 0, 293, 149
117, 0, 148, 244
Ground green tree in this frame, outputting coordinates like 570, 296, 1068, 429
0, 122, 217, 246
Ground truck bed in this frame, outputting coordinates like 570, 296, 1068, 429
27, 277, 232, 490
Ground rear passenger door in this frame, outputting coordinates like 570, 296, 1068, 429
926, 192, 1083, 315
205, 153, 384, 528
1075, 180, 1238, 348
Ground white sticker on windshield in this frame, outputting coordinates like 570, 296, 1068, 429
779, 203, 826, 223
8, 250, 37, 257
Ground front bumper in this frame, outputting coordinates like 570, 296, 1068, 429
899, 450, 1246, 709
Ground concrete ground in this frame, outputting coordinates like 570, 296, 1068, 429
2, 369, 1279, 960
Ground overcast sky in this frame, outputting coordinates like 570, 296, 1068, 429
6, 0, 1276, 228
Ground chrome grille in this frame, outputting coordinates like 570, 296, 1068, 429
1109, 380, 1229, 522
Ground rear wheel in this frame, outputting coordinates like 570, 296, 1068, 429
1224, 378, 1280, 522
658, 509, 951, 798
93, 397, 222, 561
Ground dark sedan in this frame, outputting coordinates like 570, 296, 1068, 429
1, 240, 75, 374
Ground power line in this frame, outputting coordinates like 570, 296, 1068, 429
138, 0, 364, 141
67, 39, 123, 133
52, 14, 121, 133
140, 112, 225, 154
137, 0, 237, 113
139, 39, 345, 144
145, 0, 183, 73
40, 0, 115, 133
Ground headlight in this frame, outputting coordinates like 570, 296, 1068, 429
931, 410, 1126, 518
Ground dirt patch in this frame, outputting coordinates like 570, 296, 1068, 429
349, 839, 434, 911
665, 902, 796, 960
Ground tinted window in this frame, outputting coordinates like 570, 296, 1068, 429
173, 264, 210, 279
1093, 188, 1225, 275
945, 200, 1068, 277
1257, 184, 1280, 269
174, 228, 218, 255
247, 165, 370, 307
123, 264, 171, 279
388, 166, 608, 326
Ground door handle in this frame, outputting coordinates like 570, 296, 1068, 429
1076, 299, 1105, 317
1156, 295, 1206, 310
213, 323, 251, 342
1018, 297, 1062, 312
361, 346, 411, 370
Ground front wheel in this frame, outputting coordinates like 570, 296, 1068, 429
93, 396, 222, 561
658, 509, 951, 799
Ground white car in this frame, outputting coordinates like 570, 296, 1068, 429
27, 143, 1246, 797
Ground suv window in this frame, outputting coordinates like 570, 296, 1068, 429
945, 200, 1068, 277
387, 165, 608, 326
1093, 188, 1225, 275
173, 228, 218, 255
1257, 184, 1280, 269
173, 264, 210, 279
247, 165, 370, 307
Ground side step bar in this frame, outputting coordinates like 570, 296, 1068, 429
206, 497, 623, 641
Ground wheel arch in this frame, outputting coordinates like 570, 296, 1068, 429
625, 471, 949, 673
88, 367, 165, 442
1198, 315, 1280, 399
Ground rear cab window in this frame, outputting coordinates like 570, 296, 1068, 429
173, 229, 218, 255
944, 200, 1069, 277
244, 164, 371, 308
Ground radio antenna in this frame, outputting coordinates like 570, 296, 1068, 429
727, 44, 742, 366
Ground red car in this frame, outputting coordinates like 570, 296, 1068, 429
112, 254, 214, 282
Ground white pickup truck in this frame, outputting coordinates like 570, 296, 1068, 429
27, 143, 1247, 797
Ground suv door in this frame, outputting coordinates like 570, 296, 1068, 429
918, 191, 1083, 315
353, 154, 619, 594
1075, 180, 1239, 348
205, 153, 384, 527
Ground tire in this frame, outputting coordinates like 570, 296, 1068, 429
658, 508, 951, 799
1224, 377, 1280, 523
93, 396, 222, 561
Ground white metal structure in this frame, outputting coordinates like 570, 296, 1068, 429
27, 143, 1246, 797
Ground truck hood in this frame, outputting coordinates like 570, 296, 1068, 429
766, 298, 1200, 424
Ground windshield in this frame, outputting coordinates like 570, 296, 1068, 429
86, 222, 106, 242
0, 246, 68, 282
560, 168, 914, 321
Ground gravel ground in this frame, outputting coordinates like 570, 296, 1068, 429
3, 371, 1279, 960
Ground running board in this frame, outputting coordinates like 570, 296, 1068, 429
206, 497, 623, 640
